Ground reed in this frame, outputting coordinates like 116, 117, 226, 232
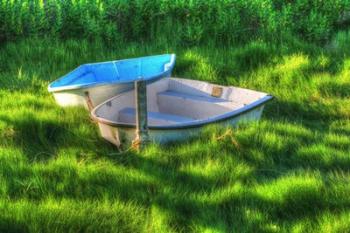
0, 0, 349, 45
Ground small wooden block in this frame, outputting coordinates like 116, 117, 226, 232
211, 86, 223, 97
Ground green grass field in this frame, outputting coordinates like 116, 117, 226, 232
0, 34, 350, 232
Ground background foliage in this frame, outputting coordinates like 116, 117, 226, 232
1, 0, 350, 45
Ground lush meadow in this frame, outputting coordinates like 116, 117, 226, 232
1, 0, 350, 232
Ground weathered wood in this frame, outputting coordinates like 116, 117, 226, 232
84, 91, 94, 111
132, 80, 150, 150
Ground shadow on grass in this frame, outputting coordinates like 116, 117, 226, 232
102, 149, 350, 232
265, 98, 348, 126
318, 82, 350, 98
0, 112, 116, 162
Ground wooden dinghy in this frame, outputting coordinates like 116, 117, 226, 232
91, 78, 273, 146
48, 54, 175, 109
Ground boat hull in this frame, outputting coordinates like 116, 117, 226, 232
49, 54, 176, 109
96, 104, 265, 147
52, 83, 133, 109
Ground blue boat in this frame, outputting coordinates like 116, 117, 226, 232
48, 54, 176, 109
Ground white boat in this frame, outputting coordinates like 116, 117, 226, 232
91, 78, 273, 146
48, 54, 176, 109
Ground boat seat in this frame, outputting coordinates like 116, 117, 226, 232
157, 90, 239, 119
159, 90, 228, 103
118, 107, 193, 125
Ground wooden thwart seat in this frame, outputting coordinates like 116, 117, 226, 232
157, 90, 240, 119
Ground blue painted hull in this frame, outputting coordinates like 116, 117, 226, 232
48, 54, 175, 92
48, 54, 175, 108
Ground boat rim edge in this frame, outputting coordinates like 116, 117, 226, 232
91, 94, 274, 130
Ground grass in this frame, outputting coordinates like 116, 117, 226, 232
1, 0, 347, 45
0, 35, 350, 232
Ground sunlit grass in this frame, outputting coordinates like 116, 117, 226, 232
0, 34, 350, 232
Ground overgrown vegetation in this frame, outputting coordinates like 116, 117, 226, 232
0, 29, 350, 231
1, 0, 350, 45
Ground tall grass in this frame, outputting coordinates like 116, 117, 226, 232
0, 0, 349, 45
0, 29, 350, 232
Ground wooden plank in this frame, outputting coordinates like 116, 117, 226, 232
132, 80, 150, 150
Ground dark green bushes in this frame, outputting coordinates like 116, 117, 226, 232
0, 0, 349, 45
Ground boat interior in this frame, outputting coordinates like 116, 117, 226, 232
93, 78, 268, 127
49, 54, 174, 90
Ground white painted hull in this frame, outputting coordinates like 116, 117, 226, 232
96, 105, 265, 146
51, 83, 133, 109
91, 78, 272, 147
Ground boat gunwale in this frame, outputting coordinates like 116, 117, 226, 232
48, 54, 176, 93
91, 94, 274, 130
